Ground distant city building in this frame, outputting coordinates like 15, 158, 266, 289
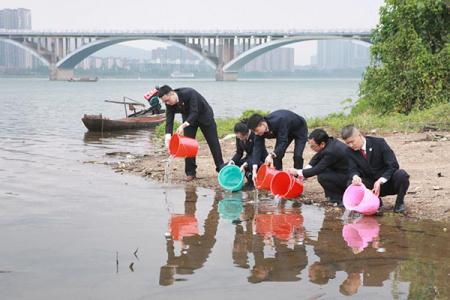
75, 45, 212, 75
316, 40, 370, 69
244, 47, 295, 72
0, 8, 34, 70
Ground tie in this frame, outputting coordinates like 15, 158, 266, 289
360, 149, 368, 160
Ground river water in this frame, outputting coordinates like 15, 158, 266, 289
0, 78, 449, 299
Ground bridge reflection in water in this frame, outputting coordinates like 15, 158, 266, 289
159, 186, 449, 299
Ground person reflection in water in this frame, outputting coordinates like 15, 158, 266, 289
159, 187, 221, 286
308, 210, 409, 296
246, 205, 308, 283
340, 273, 361, 296
232, 197, 256, 269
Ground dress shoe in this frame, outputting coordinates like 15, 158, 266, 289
186, 175, 196, 182
394, 203, 405, 213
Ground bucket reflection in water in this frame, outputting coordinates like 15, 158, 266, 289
255, 209, 304, 243
218, 192, 244, 221
169, 214, 199, 241
342, 216, 380, 253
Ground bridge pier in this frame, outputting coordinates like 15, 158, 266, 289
215, 69, 238, 81
49, 66, 74, 81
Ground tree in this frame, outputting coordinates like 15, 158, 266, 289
359, 0, 449, 114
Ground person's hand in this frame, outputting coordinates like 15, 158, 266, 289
287, 168, 299, 176
175, 126, 184, 135
352, 175, 362, 185
372, 178, 382, 196
164, 134, 171, 149
175, 121, 189, 135
228, 160, 235, 166
240, 162, 248, 173
265, 154, 273, 167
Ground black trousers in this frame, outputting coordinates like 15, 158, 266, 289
360, 169, 410, 206
317, 171, 348, 202
273, 136, 307, 170
183, 121, 224, 176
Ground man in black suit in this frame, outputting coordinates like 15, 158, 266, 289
229, 122, 268, 184
247, 110, 308, 181
341, 125, 410, 213
158, 85, 224, 181
287, 128, 349, 204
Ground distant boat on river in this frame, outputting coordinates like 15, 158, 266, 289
170, 71, 194, 78
68, 76, 99, 82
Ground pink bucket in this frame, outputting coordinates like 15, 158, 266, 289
342, 217, 380, 251
343, 184, 380, 215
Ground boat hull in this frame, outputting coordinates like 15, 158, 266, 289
82, 114, 165, 132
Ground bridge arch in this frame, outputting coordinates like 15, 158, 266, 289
223, 36, 372, 72
56, 37, 217, 70
0, 37, 50, 66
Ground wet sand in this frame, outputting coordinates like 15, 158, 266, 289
114, 131, 450, 222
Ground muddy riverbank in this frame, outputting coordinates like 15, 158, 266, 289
113, 131, 450, 222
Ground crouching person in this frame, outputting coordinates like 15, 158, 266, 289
229, 122, 268, 185
341, 125, 410, 213
287, 129, 349, 205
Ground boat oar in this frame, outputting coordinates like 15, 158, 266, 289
104, 100, 145, 106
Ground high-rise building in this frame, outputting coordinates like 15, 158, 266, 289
0, 8, 33, 70
244, 47, 295, 72
316, 40, 370, 70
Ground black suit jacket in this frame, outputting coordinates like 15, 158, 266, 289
165, 87, 214, 134
232, 132, 268, 164
346, 136, 399, 183
302, 138, 349, 178
253, 110, 308, 163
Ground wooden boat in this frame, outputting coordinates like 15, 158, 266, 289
82, 113, 165, 132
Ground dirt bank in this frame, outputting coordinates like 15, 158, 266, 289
113, 132, 450, 222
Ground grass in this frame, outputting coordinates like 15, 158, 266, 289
308, 102, 450, 135
154, 103, 450, 141
154, 109, 267, 141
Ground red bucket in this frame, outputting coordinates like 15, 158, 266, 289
169, 134, 199, 158
270, 171, 304, 199
255, 164, 281, 190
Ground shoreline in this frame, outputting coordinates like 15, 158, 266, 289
113, 131, 450, 222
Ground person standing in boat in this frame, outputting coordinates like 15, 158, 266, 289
158, 85, 224, 181
144, 88, 164, 115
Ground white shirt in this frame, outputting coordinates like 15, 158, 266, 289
359, 137, 387, 184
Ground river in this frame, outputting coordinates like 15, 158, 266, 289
0, 78, 448, 299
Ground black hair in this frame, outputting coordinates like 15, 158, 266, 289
247, 114, 265, 130
308, 128, 330, 145
157, 85, 173, 98
234, 122, 248, 134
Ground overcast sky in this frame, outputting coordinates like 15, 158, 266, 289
2, 0, 384, 64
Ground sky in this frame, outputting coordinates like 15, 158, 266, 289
1, 0, 384, 65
